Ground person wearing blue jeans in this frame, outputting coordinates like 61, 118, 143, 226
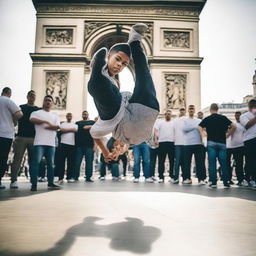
199, 103, 235, 188
132, 142, 152, 182
88, 23, 159, 162
29, 95, 61, 191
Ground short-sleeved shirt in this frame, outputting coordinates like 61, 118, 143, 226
173, 116, 186, 145
60, 122, 78, 146
75, 120, 95, 148
17, 104, 40, 137
154, 119, 174, 143
182, 117, 202, 146
240, 111, 256, 142
30, 109, 60, 147
199, 113, 232, 144
0, 96, 21, 139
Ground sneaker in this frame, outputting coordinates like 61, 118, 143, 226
209, 182, 217, 188
158, 179, 164, 183
170, 178, 179, 184
85, 178, 94, 182
30, 185, 37, 191
182, 179, 192, 185
58, 179, 64, 184
0, 182, 6, 189
67, 178, 75, 183
229, 180, 235, 185
10, 181, 19, 189
48, 183, 61, 189
128, 23, 148, 44
198, 180, 207, 185
236, 181, 243, 186
38, 177, 47, 182
132, 23, 148, 36
152, 176, 157, 181
133, 178, 139, 183
145, 177, 154, 183
241, 180, 249, 187
112, 177, 121, 181
249, 180, 256, 189
99, 176, 105, 181
223, 183, 230, 189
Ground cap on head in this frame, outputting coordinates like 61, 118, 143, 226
109, 43, 131, 59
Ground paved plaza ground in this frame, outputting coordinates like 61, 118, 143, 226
0, 174, 255, 256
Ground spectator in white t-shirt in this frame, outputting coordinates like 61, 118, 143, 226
57, 113, 78, 184
240, 99, 256, 188
182, 105, 206, 185
172, 108, 186, 183
0, 87, 23, 189
154, 110, 175, 183
226, 111, 245, 186
29, 95, 60, 191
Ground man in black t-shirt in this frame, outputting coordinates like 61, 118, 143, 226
199, 103, 235, 188
74, 111, 95, 181
10, 90, 40, 188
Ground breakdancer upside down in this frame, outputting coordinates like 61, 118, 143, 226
88, 23, 159, 161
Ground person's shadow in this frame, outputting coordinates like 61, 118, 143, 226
0, 216, 161, 256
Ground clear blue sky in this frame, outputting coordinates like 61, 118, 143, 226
0, 0, 255, 113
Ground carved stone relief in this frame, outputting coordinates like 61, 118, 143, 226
45, 28, 73, 45
163, 30, 190, 49
165, 74, 186, 109
46, 71, 69, 109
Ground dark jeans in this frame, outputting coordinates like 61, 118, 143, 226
30, 146, 55, 186
88, 41, 159, 120
58, 143, 76, 180
227, 148, 234, 182
74, 146, 94, 180
157, 142, 174, 179
232, 146, 245, 182
207, 141, 228, 185
133, 142, 150, 178
184, 144, 206, 181
173, 145, 185, 180
244, 138, 256, 181
119, 153, 127, 176
0, 137, 13, 180
150, 148, 158, 177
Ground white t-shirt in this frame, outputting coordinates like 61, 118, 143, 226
240, 111, 256, 142
182, 117, 202, 146
229, 122, 245, 148
60, 122, 78, 146
173, 116, 186, 145
154, 119, 174, 143
0, 96, 21, 139
30, 109, 60, 147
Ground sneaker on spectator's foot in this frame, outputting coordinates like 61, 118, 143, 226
152, 176, 157, 181
236, 181, 243, 186
229, 180, 235, 185
249, 180, 256, 189
198, 180, 207, 185
182, 179, 192, 185
48, 183, 61, 189
0, 182, 6, 189
145, 177, 154, 183
85, 178, 94, 182
99, 176, 105, 181
133, 178, 139, 183
38, 177, 47, 182
158, 179, 164, 183
209, 182, 217, 188
67, 178, 75, 183
58, 179, 64, 184
170, 178, 179, 184
241, 180, 249, 187
223, 183, 230, 188
10, 181, 18, 189
30, 185, 37, 191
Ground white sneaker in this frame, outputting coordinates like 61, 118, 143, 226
10, 181, 18, 189
198, 180, 207, 185
0, 183, 6, 189
145, 177, 154, 183
99, 177, 105, 181
128, 23, 148, 43
58, 179, 64, 184
112, 177, 121, 181
170, 178, 179, 184
241, 180, 249, 187
158, 179, 164, 183
133, 178, 139, 183
249, 180, 256, 189
152, 176, 157, 181
182, 179, 192, 185
67, 178, 75, 183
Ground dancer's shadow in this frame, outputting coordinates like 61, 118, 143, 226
0, 216, 161, 256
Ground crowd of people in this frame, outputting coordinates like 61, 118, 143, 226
0, 87, 256, 191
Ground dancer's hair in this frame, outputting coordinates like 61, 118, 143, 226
109, 43, 131, 58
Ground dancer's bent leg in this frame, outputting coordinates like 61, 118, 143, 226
128, 41, 159, 111
88, 48, 122, 120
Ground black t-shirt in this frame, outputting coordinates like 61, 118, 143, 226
75, 120, 95, 147
17, 104, 40, 137
199, 113, 232, 144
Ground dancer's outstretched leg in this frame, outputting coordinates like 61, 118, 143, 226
128, 24, 159, 111
88, 48, 122, 120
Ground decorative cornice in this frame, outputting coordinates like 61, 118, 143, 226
148, 57, 203, 65
30, 53, 89, 64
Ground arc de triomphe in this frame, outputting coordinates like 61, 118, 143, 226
30, 0, 206, 120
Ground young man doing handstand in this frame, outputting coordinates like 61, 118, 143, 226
88, 23, 159, 161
